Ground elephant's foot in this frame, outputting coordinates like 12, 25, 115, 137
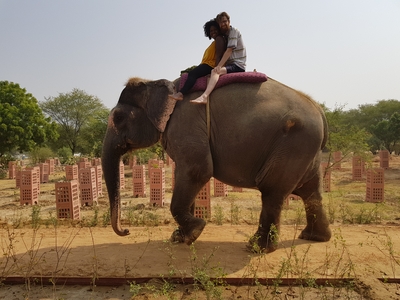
298, 225, 332, 242
246, 230, 279, 254
170, 218, 206, 245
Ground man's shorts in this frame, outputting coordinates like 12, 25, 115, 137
226, 64, 245, 73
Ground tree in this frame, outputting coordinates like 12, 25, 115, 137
78, 107, 110, 157
40, 88, 107, 155
0, 81, 58, 157
341, 100, 400, 153
323, 104, 371, 168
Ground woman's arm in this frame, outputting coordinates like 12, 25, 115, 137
214, 35, 226, 66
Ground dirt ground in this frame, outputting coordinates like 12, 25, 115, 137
1, 155, 400, 299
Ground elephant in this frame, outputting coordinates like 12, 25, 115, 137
102, 75, 332, 253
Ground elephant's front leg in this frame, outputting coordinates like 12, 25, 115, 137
169, 170, 211, 245
248, 193, 284, 253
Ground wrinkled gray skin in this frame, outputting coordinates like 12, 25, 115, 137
102, 77, 331, 253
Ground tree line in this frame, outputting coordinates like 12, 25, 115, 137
0, 80, 399, 177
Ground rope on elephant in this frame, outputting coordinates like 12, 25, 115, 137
206, 77, 211, 139
206, 96, 211, 139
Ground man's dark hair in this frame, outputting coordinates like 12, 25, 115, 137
203, 19, 220, 39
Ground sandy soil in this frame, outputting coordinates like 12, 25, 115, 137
1, 155, 400, 299
1, 224, 400, 299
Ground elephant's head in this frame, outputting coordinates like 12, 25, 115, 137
102, 77, 176, 236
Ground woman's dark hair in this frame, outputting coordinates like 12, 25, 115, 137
203, 19, 220, 39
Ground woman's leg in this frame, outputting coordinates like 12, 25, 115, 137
190, 67, 227, 104
171, 64, 212, 100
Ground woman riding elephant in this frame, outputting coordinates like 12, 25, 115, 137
170, 19, 226, 101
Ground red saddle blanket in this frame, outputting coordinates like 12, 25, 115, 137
179, 71, 268, 92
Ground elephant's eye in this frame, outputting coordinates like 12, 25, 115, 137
113, 111, 125, 125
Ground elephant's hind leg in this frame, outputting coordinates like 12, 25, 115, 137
247, 190, 285, 253
294, 174, 331, 242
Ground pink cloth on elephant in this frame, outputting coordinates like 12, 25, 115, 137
178, 71, 268, 92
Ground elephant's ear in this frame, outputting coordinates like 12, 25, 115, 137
146, 80, 177, 133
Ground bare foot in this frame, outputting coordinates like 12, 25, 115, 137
169, 92, 183, 101
190, 94, 208, 104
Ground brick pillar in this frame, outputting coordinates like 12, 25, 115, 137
95, 165, 103, 197
352, 156, 365, 181
379, 150, 389, 169
46, 159, 55, 175
66, 165, 78, 181
332, 151, 342, 170
148, 159, 164, 169
16, 169, 21, 188
79, 158, 91, 169
366, 168, 384, 203
8, 161, 16, 179
119, 161, 125, 189
166, 155, 173, 166
92, 158, 102, 166
213, 178, 228, 197
26, 166, 40, 196
55, 180, 80, 219
321, 163, 331, 192
231, 186, 243, 192
39, 163, 49, 183
132, 165, 146, 197
129, 156, 137, 169
79, 167, 98, 206
171, 161, 176, 190
195, 181, 211, 219
149, 167, 165, 206
20, 169, 39, 205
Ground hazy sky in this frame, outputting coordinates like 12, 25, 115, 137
1, 0, 399, 111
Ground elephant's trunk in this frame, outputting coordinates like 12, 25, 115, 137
102, 133, 130, 237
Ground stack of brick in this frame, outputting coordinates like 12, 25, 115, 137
39, 162, 49, 183
379, 150, 389, 169
46, 158, 55, 175
366, 168, 384, 203
213, 178, 228, 197
231, 186, 243, 192
8, 161, 16, 179
148, 159, 164, 170
26, 166, 40, 196
132, 165, 146, 197
332, 151, 342, 170
119, 161, 125, 189
149, 167, 165, 206
15, 169, 21, 188
78, 158, 91, 169
320, 163, 331, 192
65, 165, 79, 181
195, 181, 211, 219
20, 169, 39, 205
129, 156, 137, 169
352, 156, 365, 181
94, 165, 103, 197
79, 167, 98, 206
170, 161, 176, 190
92, 158, 102, 166
55, 180, 80, 219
